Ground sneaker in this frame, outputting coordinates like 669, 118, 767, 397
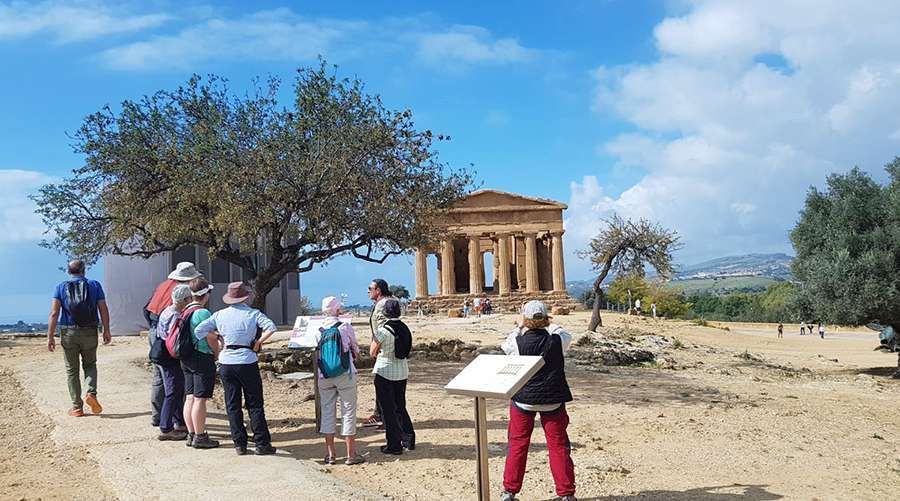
192, 433, 220, 449
380, 445, 403, 455
151, 419, 160, 427
345, 454, 366, 465
68, 408, 84, 417
324, 455, 336, 465
361, 414, 382, 428
185, 432, 195, 447
235, 445, 248, 456
158, 430, 188, 441
255, 444, 277, 455
174, 424, 188, 433
499, 492, 517, 501
558, 496, 577, 501
402, 440, 416, 451
84, 394, 102, 414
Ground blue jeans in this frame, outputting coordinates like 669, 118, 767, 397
159, 363, 185, 432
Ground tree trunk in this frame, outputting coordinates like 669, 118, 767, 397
588, 263, 612, 332
249, 269, 281, 312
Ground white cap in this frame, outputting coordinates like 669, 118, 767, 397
522, 300, 548, 320
171, 284, 193, 304
192, 283, 214, 296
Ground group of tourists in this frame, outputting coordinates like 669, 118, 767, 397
776, 321, 827, 339
46, 260, 576, 500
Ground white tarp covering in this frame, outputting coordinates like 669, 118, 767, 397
104, 253, 169, 335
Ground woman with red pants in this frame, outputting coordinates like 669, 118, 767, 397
500, 300, 576, 501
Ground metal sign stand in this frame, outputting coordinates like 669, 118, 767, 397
313, 349, 321, 432
474, 396, 491, 501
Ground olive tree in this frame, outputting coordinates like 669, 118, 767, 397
32, 62, 473, 310
579, 215, 681, 331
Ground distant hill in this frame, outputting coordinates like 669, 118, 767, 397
673, 253, 793, 281
566, 253, 794, 298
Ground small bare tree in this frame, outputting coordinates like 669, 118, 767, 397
578, 215, 681, 331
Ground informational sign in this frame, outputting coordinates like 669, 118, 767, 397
444, 354, 545, 399
287, 315, 352, 349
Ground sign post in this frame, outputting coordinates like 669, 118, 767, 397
445, 354, 546, 501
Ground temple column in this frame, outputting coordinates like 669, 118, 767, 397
436, 253, 443, 295
468, 236, 483, 294
491, 238, 500, 291
441, 239, 455, 295
551, 232, 566, 292
415, 248, 429, 298
525, 234, 539, 293
497, 234, 511, 295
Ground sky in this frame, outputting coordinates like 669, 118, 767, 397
3, 0, 900, 322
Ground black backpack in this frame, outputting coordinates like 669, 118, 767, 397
64, 279, 97, 328
384, 320, 412, 359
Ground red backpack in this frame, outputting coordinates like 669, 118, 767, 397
165, 305, 202, 359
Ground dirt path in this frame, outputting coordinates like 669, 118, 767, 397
2, 312, 899, 500
1, 336, 383, 501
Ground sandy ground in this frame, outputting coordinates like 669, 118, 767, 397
2, 311, 899, 500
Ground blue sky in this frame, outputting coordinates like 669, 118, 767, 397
3, 1, 900, 322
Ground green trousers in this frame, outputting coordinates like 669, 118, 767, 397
60, 327, 99, 409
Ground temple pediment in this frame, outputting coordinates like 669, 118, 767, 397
451, 189, 567, 212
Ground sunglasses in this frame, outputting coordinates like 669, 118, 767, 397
367, 286, 376, 291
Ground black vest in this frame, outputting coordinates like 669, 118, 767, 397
511, 329, 573, 405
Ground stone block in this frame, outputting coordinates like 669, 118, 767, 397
551, 306, 570, 315
448, 308, 463, 318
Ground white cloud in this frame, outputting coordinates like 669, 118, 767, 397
0, 170, 58, 243
0, 1, 169, 43
98, 9, 542, 72
567, 0, 900, 270
415, 25, 537, 66
101, 8, 367, 70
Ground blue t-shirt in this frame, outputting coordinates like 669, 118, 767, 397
53, 277, 105, 327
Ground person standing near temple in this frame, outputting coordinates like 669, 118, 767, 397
143, 261, 202, 427
195, 282, 278, 455
46, 259, 111, 417
363, 278, 391, 428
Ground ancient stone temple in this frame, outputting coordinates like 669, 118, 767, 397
409, 190, 580, 313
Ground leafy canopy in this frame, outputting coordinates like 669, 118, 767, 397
32, 61, 473, 307
791, 159, 900, 326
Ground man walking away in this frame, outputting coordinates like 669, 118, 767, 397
777, 323, 784, 339
47, 260, 111, 417
819, 323, 825, 339
143, 262, 202, 427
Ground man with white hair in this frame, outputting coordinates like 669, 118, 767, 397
143, 262, 202, 427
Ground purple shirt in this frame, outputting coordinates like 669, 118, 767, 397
315, 317, 359, 378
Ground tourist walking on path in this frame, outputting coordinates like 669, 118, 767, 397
777, 323, 784, 339
363, 278, 391, 428
371, 298, 415, 455
181, 277, 219, 449
143, 261, 202, 427
195, 282, 278, 456
317, 296, 365, 465
155, 284, 192, 441
819, 323, 826, 339
46, 259, 111, 417
500, 300, 576, 501
800, 321, 807, 335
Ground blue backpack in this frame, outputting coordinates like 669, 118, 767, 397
318, 322, 350, 378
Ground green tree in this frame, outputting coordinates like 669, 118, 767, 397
389, 284, 410, 300
607, 274, 650, 305
791, 161, 900, 327
579, 215, 681, 331
32, 62, 473, 311
644, 282, 690, 318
